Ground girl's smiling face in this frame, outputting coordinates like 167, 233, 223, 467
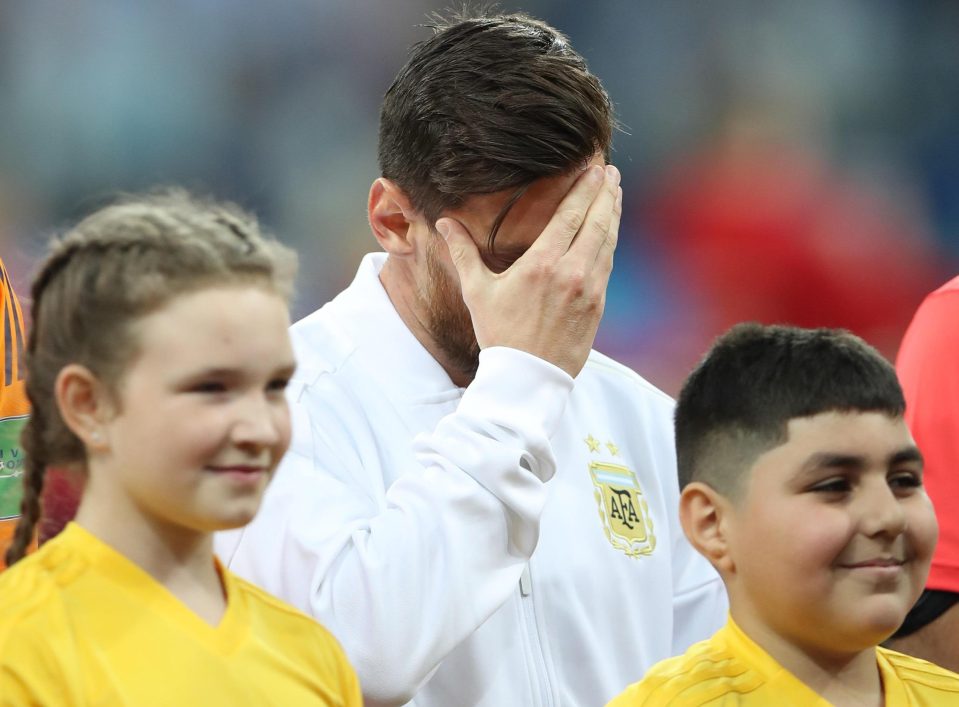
92, 285, 295, 536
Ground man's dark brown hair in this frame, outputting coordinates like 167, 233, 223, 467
378, 8, 614, 249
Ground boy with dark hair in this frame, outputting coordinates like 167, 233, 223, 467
610, 323, 959, 705
219, 8, 726, 706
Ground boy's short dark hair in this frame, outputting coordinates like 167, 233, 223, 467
675, 323, 905, 496
378, 8, 614, 249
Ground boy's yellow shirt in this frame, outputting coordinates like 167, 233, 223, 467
0, 523, 362, 706
608, 617, 959, 706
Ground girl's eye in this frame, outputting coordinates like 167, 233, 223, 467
267, 378, 290, 393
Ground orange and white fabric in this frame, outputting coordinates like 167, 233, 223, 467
0, 257, 29, 567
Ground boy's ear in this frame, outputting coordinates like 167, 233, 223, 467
54, 364, 114, 453
679, 481, 735, 575
368, 178, 419, 256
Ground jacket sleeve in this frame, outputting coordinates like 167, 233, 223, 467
219, 346, 573, 705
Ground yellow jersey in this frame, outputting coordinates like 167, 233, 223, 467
0, 523, 362, 706
0, 257, 29, 567
608, 617, 959, 706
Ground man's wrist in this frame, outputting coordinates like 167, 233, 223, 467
460, 347, 575, 437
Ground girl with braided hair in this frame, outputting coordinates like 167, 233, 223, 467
0, 191, 361, 706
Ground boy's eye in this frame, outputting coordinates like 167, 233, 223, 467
888, 471, 922, 492
809, 477, 851, 494
191, 381, 227, 394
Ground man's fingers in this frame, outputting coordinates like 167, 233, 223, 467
437, 218, 484, 286
526, 164, 605, 258
593, 185, 622, 274
567, 164, 620, 265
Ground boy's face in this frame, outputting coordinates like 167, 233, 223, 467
724, 411, 938, 658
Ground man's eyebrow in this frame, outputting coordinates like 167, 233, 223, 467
486, 183, 531, 250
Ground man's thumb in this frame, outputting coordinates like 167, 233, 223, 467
437, 218, 481, 282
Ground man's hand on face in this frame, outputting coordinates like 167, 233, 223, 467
437, 164, 621, 379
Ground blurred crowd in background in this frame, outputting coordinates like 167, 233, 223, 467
2, 0, 958, 394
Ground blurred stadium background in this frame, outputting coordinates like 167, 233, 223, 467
2, 0, 957, 395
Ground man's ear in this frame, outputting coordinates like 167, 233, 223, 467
368, 178, 419, 256
679, 481, 735, 575
54, 364, 114, 453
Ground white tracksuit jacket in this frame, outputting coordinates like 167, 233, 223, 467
216, 253, 727, 707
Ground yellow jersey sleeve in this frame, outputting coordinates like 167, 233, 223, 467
0, 547, 84, 707
609, 623, 959, 706
606, 619, 830, 706
878, 647, 959, 705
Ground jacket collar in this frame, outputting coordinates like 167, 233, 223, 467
322, 253, 465, 405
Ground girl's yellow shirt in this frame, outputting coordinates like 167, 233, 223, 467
0, 523, 362, 706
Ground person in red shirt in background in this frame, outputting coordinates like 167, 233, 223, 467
637, 135, 944, 396
650, 143, 937, 337
0, 257, 30, 568
886, 275, 959, 673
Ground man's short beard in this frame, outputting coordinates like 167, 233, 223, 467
425, 236, 481, 381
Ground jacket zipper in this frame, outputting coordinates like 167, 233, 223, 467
520, 564, 554, 706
